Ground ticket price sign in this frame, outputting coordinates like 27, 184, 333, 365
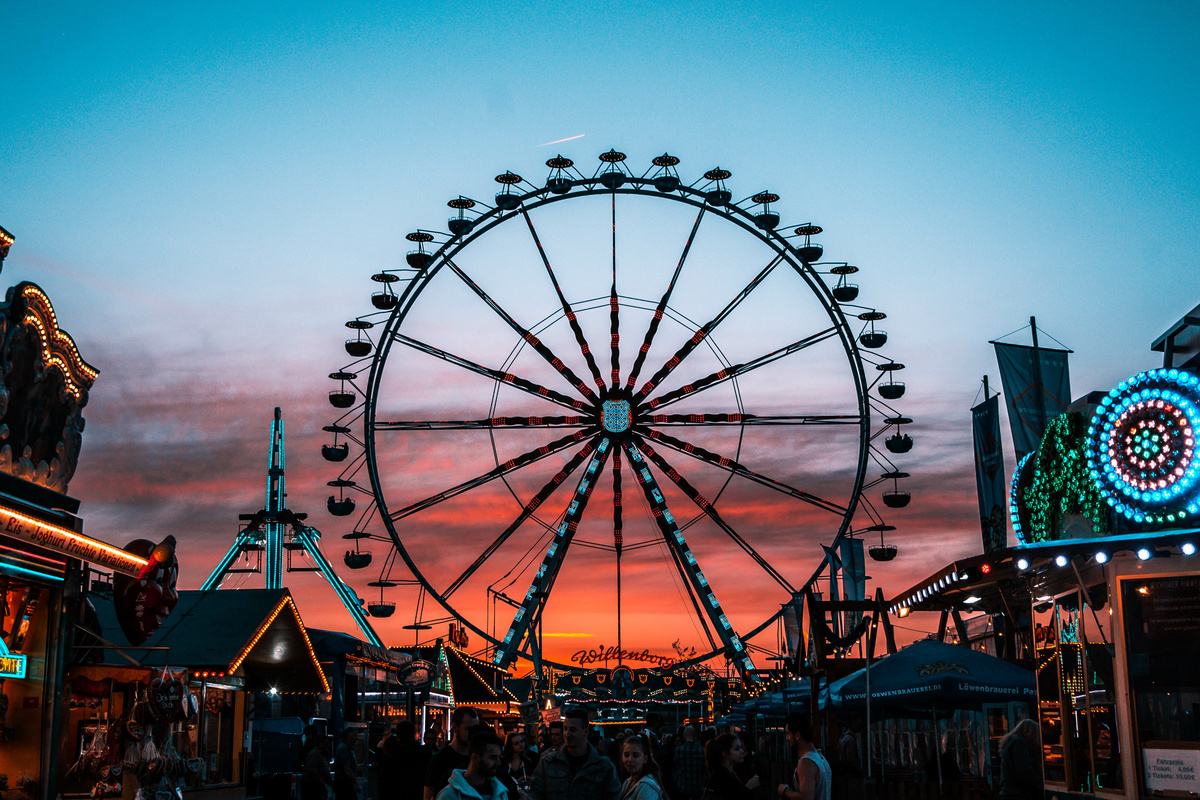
1144, 748, 1200, 793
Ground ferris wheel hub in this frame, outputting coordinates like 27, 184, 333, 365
601, 398, 633, 433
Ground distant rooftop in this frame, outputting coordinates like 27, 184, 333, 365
1152, 301, 1200, 370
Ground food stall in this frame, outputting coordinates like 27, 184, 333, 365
64, 589, 328, 800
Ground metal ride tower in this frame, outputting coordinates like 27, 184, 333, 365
201, 408, 383, 646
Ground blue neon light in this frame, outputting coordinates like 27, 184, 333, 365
1086, 368, 1200, 525
0, 562, 65, 584
1010, 452, 1034, 544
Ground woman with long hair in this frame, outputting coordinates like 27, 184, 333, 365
999, 719, 1043, 800
499, 729, 537, 799
702, 734, 760, 800
620, 733, 666, 800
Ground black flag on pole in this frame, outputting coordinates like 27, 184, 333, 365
994, 342, 1071, 459
972, 394, 1007, 552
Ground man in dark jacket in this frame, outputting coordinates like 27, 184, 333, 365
388, 720, 431, 800
425, 708, 481, 800
672, 726, 705, 800
527, 708, 620, 800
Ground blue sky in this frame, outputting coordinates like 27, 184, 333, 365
3, 1, 1198, 655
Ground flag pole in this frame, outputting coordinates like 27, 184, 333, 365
1030, 316, 1046, 442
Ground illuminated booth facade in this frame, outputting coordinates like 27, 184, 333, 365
891, 309, 1200, 800
0, 272, 167, 800
67, 589, 328, 800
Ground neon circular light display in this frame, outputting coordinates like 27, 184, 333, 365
1087, 368, 1200, 525
1010, 452, 1034, 544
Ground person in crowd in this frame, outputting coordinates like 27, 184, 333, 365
334, 729, 360, 800
299, 725, 322, 770
437, 729, 507, 800
672, 726, 705, 800
702, 734, 759, 800
999, 720, 1043, 800
835, 721, 861, 780
523, 726, 540, 761
302, 735, 334, 800
375, 725, 400, 800
425, 708, 482, 800
527, 707, 621, 800
923, 747, 961, 782
619, 733, 665, 800
750, 735, 771, 800
541, 722, 564, 762
657, 733, 675, 798
499, 729, 537, 799
776, 714, 830, 800
389, 720, 432, 800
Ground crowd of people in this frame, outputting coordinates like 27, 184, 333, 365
294, 709, 1045, 800
295, 709, 834, 800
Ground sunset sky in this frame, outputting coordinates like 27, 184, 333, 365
3, 1, 1198, 669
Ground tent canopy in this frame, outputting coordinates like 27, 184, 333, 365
826, 639, 1035, 709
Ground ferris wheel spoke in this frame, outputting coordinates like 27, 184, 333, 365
622, 440, 755, 677
640, 427, 849, 517
643, 412, 862, 427
442, 437, 603, 600
493, 438, 614, 669
609, 193, 621, 389
392, 332, 587, 412
518, 208, 607, 395
387, 428, 596, 522
612, 445, 624, 652
644, 326, 840, 411
374, 415, 593, 432
445, 257, 600, 403
625, 206, 706, 391
635, 437, 795, 593
636, 253, 786, 401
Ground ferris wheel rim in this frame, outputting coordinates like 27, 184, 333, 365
343, 167, 883, 670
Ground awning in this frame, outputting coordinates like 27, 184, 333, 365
88, 588, 328, 693
309, 628, 411, 671
825, 639, 1035, 709
442, 646, 518, 709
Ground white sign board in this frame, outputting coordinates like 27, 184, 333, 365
1144, 748, 1200, 792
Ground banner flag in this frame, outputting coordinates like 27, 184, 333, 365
972, 394, 1008, 552
994, 342, 1071, 459
839, 538, 866, 632
822, 545, 842, 636
782, 593, 804, 659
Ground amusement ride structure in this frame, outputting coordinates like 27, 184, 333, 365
322, 150, 913, 677
202, 408, 383, 646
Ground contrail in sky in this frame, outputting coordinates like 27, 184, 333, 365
538, 134, 585, 147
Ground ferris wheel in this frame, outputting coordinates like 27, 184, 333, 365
323, 150, 912, 677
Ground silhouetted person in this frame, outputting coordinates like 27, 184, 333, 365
437, 729, 507, 800
302, 736, 333, 800
425, 708, 482, 800
390, 720, 432, 800
334, 729, 360, 800
672, 726, 704, 800
528, 707, 620, 800
999, 720, 1042, 800
777, 714, 830, 800
703, 733, 760, 800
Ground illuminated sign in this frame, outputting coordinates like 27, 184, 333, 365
396, 659, 435, 689
0, 505, 147, 576
0, 654, 26, 679
1144, 748, 1200, 793
0, 637, 27, 679
570, 645, 675, 668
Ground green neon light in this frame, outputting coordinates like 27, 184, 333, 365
1022, 412, 1109, 542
